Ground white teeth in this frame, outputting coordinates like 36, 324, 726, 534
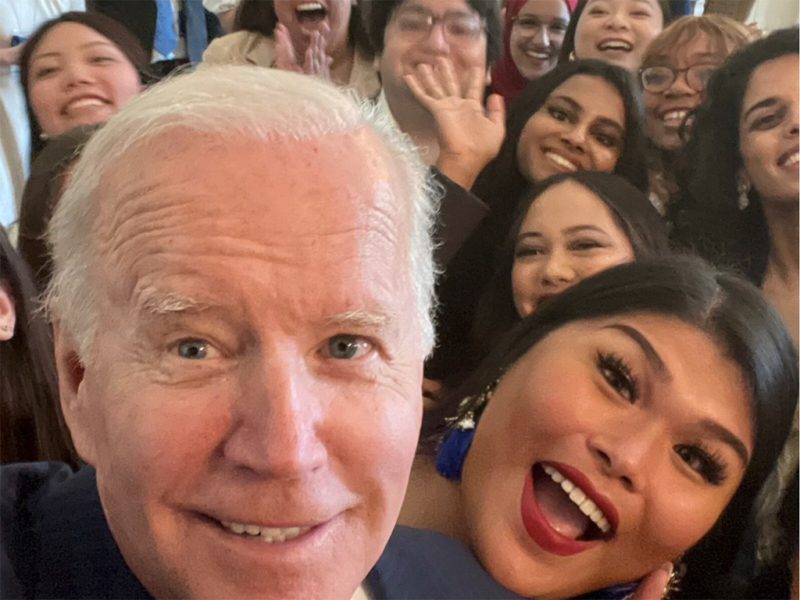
222, 521, 310, 543
599, 41, 632, 51
782, 152, 799, 166
65, 98, 105, 113
544, 151, 578, 172
662, 110, 689, 124
297, 2, 324, 12
542, 465, 612, 535
569, 487, 586, 505
525, 50, 550, 59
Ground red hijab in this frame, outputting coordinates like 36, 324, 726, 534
490, 0, 575, 106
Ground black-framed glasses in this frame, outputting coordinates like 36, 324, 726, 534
391, 6, 486, 46
640, 63, 722, 94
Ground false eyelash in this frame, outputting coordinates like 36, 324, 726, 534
677, 442, 729, 486
596, 350, 639, 402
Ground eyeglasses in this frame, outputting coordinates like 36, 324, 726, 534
640, 64, 722, 94
511, 16, 568, 37
391, 7, 486, 46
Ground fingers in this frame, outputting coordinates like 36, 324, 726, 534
402, 71, 439, 112
629, 563, 673, 600
274, 23, 299, 71
486, 93, 506, 129
302, 31, 332, 78
434, 57, 461, 97
465, 66, 487, 102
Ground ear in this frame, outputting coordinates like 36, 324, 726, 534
52, 319, 98, 465
0, 281, 16, 341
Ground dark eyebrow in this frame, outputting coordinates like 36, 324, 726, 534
604, 323, 670, 378
550, 94, 582, 114
551, 95, 625, 134
743, 97, 781, 122
699, 418, 750, 466
563, 225, 611, 236
517, 231, 543, 241
32, 40, 117, 62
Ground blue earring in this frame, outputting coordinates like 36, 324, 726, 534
435, 378, 499, 481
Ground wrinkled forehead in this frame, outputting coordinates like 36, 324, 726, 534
89, 128, 411, 284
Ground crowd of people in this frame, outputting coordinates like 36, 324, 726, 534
0, 1, 797, 599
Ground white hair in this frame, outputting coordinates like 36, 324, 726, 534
46, 66, 440, 357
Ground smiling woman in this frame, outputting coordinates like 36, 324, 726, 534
403, 255, 798, 600
19, 11, 148, 159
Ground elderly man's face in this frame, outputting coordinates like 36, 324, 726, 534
56, 130, 425, 599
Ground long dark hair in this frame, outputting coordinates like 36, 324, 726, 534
0, 228, 77, 467
235, 0, 375, 60
669, 27, 799, 285
427, 254, 798, 599
472, 171, 669, 356
18, 124, 99, 294
19, 11, 150, 159
558, 0, 672, 65
427, 60, 648, 380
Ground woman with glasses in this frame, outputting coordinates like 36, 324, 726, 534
491, 0, 572, 107
202, 0, 380, 100
639, 15, 752, 213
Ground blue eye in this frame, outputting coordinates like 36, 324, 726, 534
176, 339, 210, 360
326, 335, 371, 360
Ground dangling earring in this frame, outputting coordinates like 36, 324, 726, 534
435, 377, 500, 481
737, 173, 751, 210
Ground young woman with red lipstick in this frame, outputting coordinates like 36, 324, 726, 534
400, 256, 798, 599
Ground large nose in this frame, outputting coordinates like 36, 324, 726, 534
540, 249, 576, 287
222, 349, 328, 479
532, 25, 550, 48
664, 70, 695, 98
62, 60, 94, 89
587, 417, 664, 493
422, 20, 450, 54
785, 104, 799, 138
560, 121, 588, 152
604, 8, 631, 31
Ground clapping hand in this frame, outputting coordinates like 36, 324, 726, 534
403, 57, 505, 190
274, 22, 333, 80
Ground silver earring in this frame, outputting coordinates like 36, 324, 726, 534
737, 175, 750, 210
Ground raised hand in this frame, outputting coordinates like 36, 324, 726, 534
274, 23, 333, 80
403, 56, 505, 190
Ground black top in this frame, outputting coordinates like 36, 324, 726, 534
1, 462, 520, 600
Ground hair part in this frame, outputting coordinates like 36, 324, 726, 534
427, 254, 798, 598
471, 171, 669, 357
46, 66, 439, 359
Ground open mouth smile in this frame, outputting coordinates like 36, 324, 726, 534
598, 39, 633, 53
521, 462, 618, 556
296, 2, 327, 25
778, 147, 799, 168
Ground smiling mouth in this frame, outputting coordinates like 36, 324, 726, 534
296, 2, 327, 24
219, 519, 313, 543
543, 150, 579, 172
778, 148, 799, 167
62, 97, 109, 116
524, 48, 552, 61
598, 40, 632, 52
520, 462, 616, 555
